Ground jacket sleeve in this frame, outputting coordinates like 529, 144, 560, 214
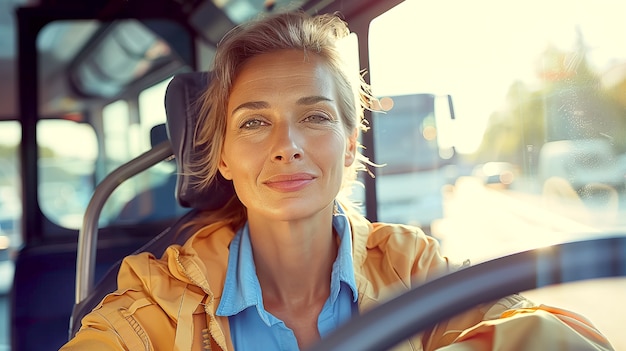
59, 253, 161, 351
412, 242, 615, 351
59, 292, 155, 351
421, 293, 614, 350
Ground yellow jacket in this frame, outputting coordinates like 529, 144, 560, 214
61, 208, 613, 351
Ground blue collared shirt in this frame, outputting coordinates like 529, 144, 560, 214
216, 205, 358, 351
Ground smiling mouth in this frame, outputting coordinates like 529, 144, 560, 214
264, 174, 315, 192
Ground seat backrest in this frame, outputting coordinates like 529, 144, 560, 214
166, 71, 235, 210
69, 71, 235, 338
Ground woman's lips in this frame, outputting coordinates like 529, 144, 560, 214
263, 173, 315, 192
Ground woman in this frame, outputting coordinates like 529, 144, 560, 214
61, 12, 613, 351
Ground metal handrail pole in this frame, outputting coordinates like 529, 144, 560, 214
75, 141, 173, 304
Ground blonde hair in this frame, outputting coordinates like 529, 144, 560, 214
189, 11, 374, 229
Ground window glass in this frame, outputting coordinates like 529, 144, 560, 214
0, 121, 21, 292
37, 78, 179, 227
138, 78, 170, 147
369, 0, 626, 258
0, 121, 20, 351
369, 1, 626, 347
37, 119, 97, 229
99, 99, 133, 223
102, 78, 185, 225
103, 100, 131, 172
36, 17, 189, 229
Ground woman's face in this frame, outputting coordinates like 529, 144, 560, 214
219, 49, 357, 222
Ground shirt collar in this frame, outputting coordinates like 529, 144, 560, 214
331, 203, 359, 303
216, 221, 269, 322
216, 203, 358, 319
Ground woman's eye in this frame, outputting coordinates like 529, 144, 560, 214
303, 113, 333, 124
241, 119, 267, 129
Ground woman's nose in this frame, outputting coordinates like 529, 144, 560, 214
271, 123, 303, 162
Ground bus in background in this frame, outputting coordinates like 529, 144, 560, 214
372, 93, 459, 232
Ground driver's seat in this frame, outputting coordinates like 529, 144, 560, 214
69, 71, 235, 338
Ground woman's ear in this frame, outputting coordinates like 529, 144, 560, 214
218, 155, 233, 180
344, 128, 358, 167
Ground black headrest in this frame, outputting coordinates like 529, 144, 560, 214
164, 72, 236, 210
150, 123, 168, 147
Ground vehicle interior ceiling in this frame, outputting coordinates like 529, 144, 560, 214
3, 0, 401, 350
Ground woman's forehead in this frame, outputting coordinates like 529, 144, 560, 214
228, 50, 339, 106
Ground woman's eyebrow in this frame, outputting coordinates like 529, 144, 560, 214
297, 95, 333, 105
232, 96, 333, 114
231, 101, 270, 115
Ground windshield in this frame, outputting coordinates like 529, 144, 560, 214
369, 0, 626, 258
369, 1, 626, 348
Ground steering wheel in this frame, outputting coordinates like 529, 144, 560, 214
307, 236, 626, 351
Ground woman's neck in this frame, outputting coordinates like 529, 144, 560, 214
247, 205, 338, 306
